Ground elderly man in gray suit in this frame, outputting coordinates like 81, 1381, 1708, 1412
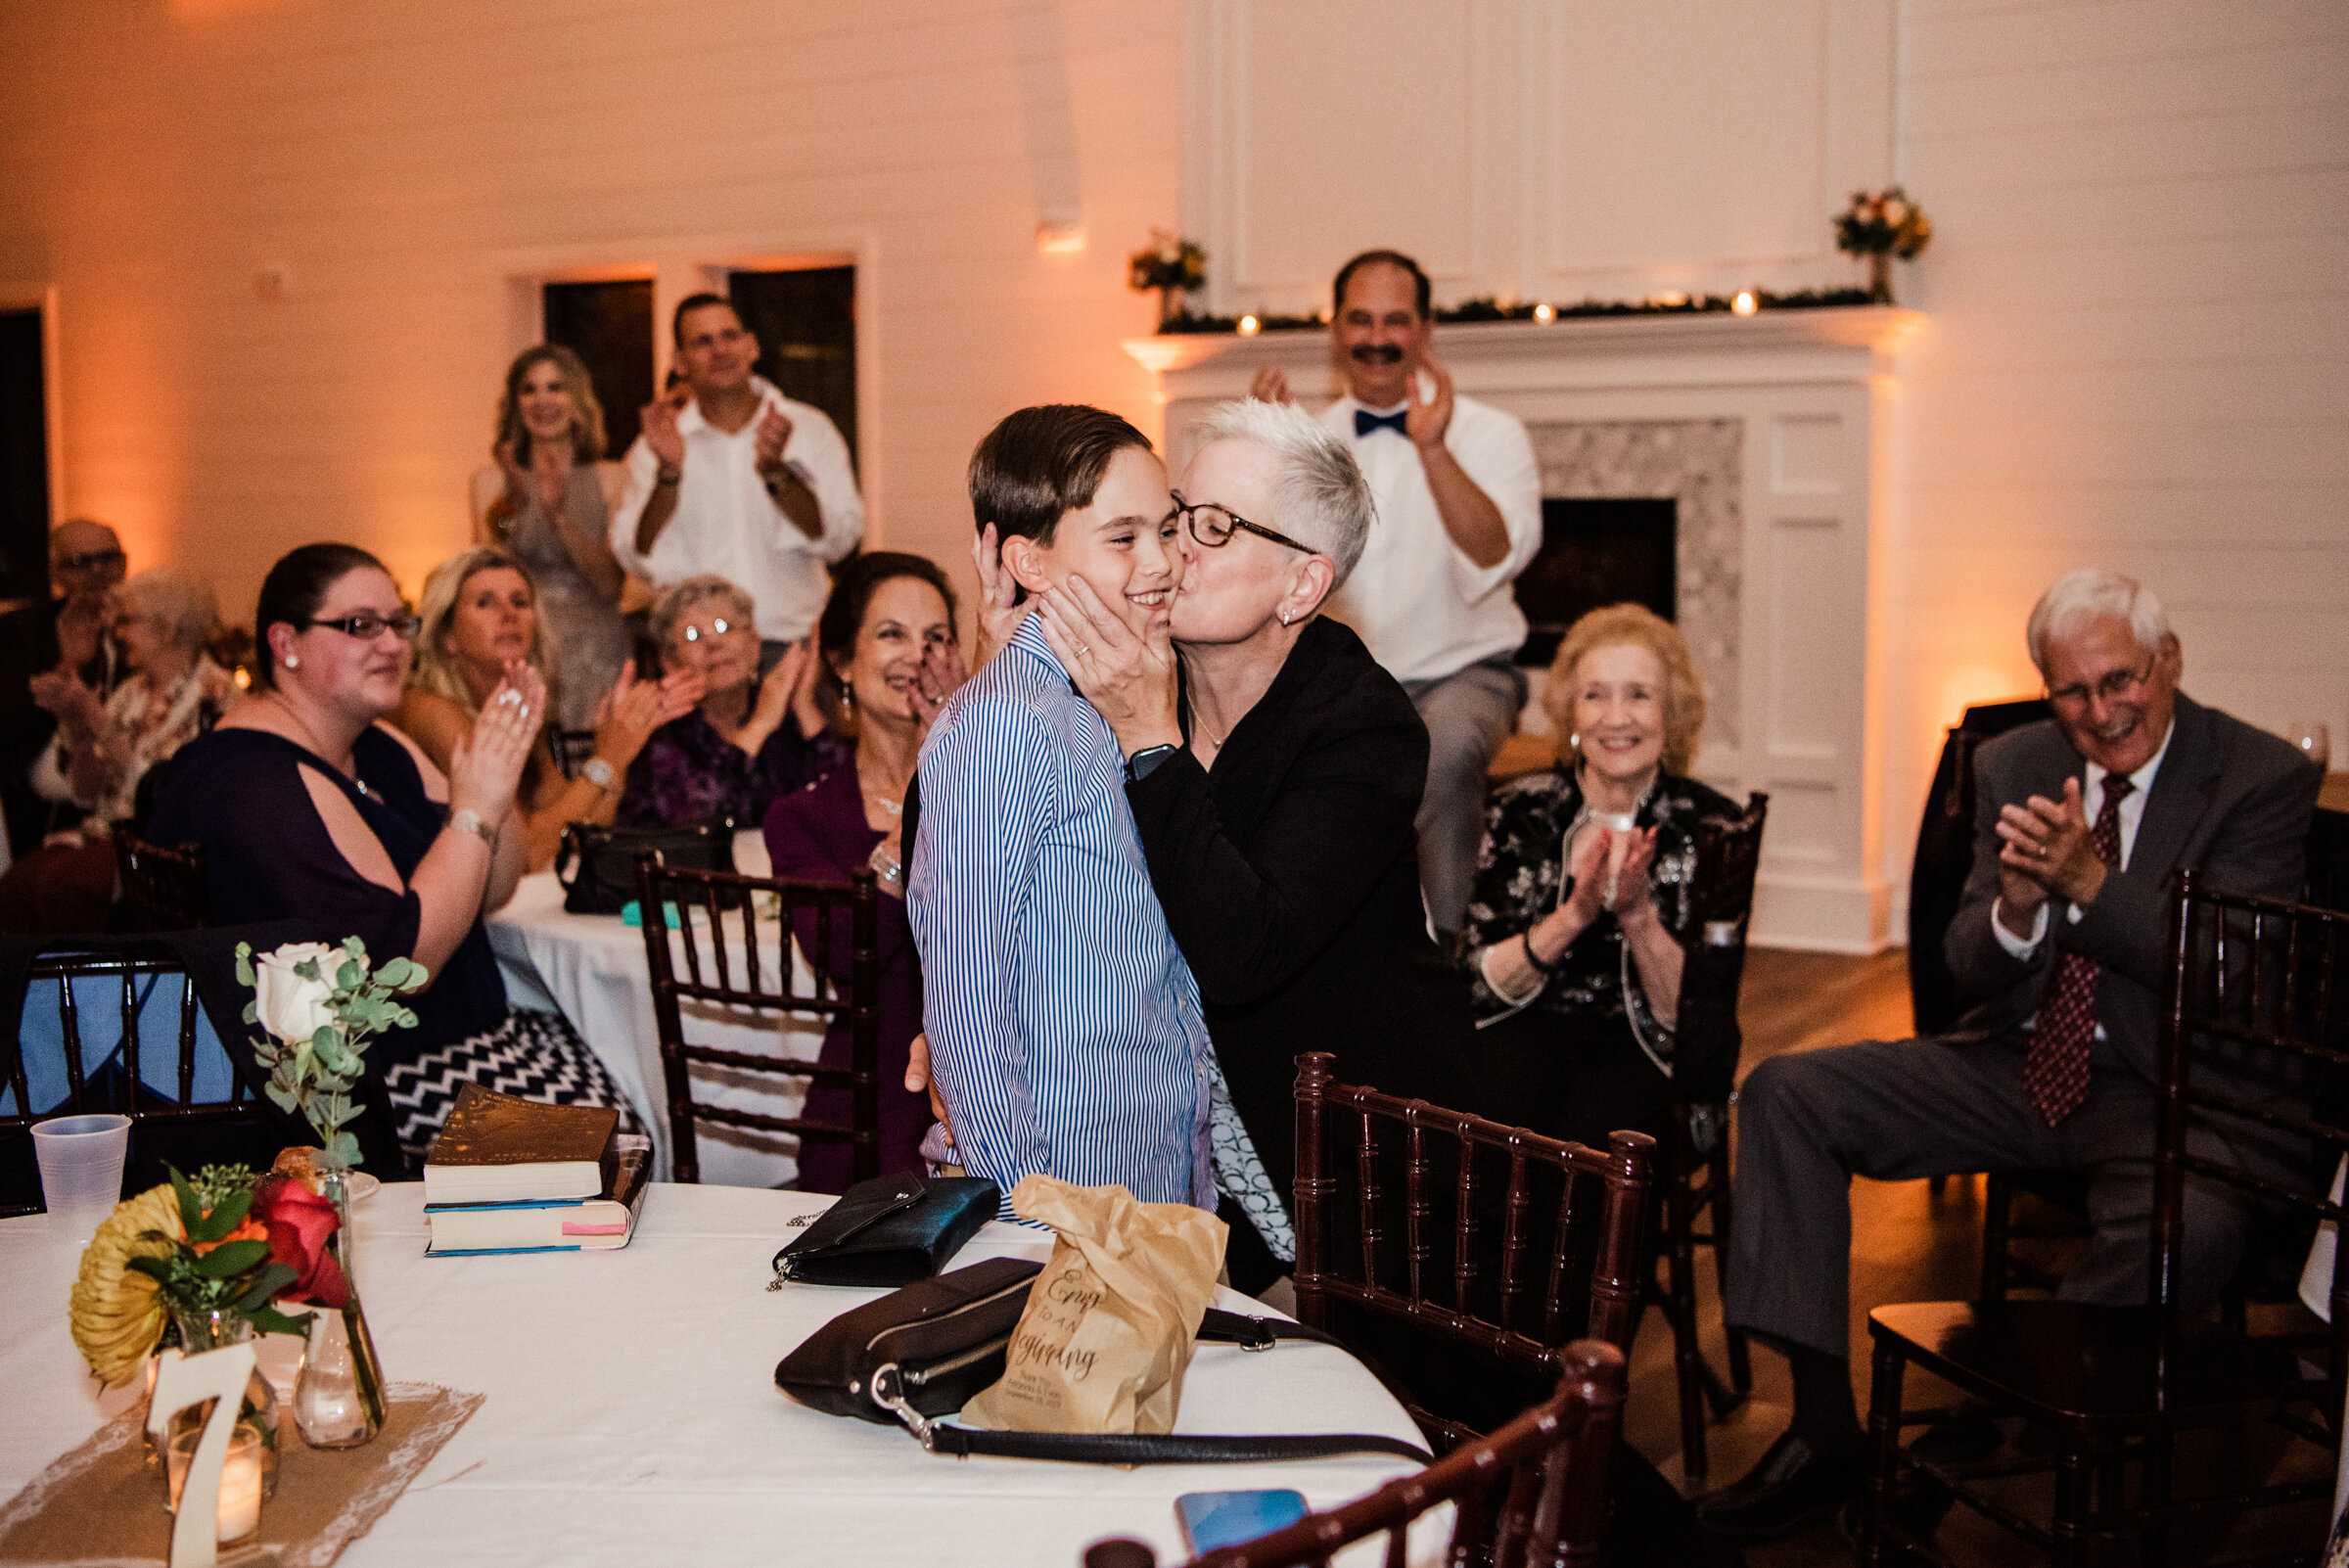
1697, 569, 2320, 1541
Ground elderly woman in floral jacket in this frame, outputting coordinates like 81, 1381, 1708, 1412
1461, 603, 1737, 1151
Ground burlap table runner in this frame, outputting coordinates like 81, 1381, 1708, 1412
0, 1383, 483, 1568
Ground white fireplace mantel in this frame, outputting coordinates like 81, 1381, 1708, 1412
1125, 306, 1926, 954
1125, 305, 1923, 388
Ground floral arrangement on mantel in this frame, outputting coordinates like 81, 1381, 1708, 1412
1155, 285, 1876, 336
1129, 229, 1208, 328
240, 938, 426, 1171
1834, 186, 1934, 303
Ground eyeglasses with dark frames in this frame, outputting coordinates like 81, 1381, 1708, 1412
2045, 659, 2152, 710
1169, 491, 1316, 555
55, 548, 126, 574
299, 611, 424, 642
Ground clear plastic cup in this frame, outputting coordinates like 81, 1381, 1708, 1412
31, 1112, 131, 1242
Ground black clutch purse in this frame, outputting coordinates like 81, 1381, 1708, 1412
773, 1256, 1431, 1465
556, 818, 734, 915
769, 1172, 1001, 1288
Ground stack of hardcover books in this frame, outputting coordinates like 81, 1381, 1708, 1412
421, 1084, 652, 1256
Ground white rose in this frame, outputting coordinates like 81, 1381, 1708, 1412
254, 943, 343, 1045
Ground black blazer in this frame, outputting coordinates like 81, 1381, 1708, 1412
1126, 616, 1476, 1199
1943, 689, 2318, 1089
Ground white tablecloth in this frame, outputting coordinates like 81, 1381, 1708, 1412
486, 831, 824, 1186
0, 1184, 1431, 1567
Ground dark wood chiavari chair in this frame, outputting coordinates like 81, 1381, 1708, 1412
635, 858, 881, 1186
1863, 868, 2349, 1566
1290, 1050, 1654, 1455
1646, 791, 1767, 1481
111, 833, 208, 933
1, 945, 265, 1216
1080, 1340, 1628, 1568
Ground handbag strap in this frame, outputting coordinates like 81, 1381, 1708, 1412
867, 1314, 1429, 1466
922, 1427, 1434, 1465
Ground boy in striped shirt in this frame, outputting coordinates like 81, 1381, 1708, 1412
906, 405, 1215, 1215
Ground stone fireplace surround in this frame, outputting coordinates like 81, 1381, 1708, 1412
1128, 307, 1923, 953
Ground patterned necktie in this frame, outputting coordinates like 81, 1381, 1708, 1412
2022, 776, 2134, 1127
1354, 407, 1410, 438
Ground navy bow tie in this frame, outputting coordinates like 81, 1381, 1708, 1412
1354, 407, 1410, 438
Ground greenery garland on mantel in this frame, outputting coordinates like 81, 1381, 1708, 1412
1156, 286, 1878, 337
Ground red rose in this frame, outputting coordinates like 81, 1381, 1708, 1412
252, 1176, 349, 1309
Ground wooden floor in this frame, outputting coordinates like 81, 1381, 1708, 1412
1615, 945, 1921, 1562
1616, 946, 2330, 1565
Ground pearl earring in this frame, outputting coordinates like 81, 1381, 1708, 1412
284, 656, 299, 669
1567, 732, 1579, 750
1278, 611, 1291, 626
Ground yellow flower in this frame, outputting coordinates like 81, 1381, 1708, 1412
68, 1183, 181, 1387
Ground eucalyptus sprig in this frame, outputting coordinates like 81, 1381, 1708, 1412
237, 937, 428, 1171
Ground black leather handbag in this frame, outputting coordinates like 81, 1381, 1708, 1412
773, 1256, 1433, 1465
770, 1172, 1002, 1288
555, 818, 734, 915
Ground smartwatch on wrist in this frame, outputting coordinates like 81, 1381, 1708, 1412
1125, 744, 1179, 783
654, 465, 682, 486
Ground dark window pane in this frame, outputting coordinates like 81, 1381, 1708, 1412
541, 280, 655, 459
1513, 498, 1677, 667
727, 266, 857, 469
0, 309, 51, 603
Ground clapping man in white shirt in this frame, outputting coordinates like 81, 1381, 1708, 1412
1252, 251, 1542, 950
612, 294, 864, 669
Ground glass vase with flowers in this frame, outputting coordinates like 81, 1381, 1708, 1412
236, 937, 427, 1448
67, 1162, 349, 1535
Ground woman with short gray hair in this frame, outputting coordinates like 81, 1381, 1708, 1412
616, 574, 844, 827
1026, 396, 1476, 1294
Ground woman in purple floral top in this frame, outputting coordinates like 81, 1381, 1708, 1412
618, 575, 848, 827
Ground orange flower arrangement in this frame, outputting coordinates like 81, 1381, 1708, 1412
65, 1164, 342, 1387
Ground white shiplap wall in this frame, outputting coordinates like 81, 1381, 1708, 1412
1881, 0, 2349, 914
0, 0, 1184, 615
2, 0, 2341, 945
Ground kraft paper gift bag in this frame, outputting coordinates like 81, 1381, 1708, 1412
961, 1175, 1227, 1436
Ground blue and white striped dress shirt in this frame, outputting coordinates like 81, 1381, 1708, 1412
907, 614, 1216, 1217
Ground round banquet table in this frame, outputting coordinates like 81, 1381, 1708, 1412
0, 1183, 1433, 1568
487, 830, 824, 1187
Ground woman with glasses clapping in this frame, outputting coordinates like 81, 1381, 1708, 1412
392, 546, 698, 872
149, 543, 639, 1166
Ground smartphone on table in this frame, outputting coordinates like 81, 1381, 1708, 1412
1175, 1489, 1310, 1556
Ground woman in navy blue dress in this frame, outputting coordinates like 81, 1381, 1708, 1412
150, 544, 636, 1168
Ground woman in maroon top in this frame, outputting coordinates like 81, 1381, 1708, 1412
763, 553, 964, 1191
